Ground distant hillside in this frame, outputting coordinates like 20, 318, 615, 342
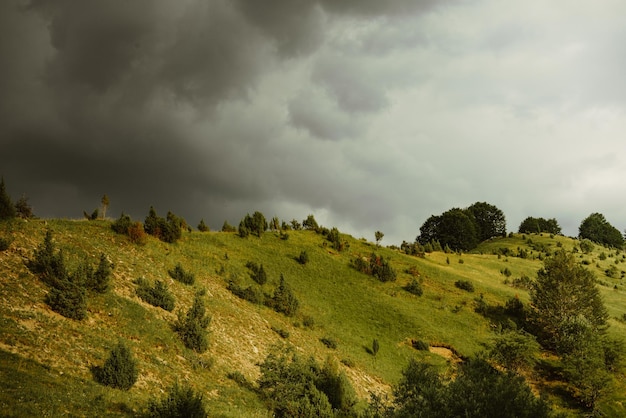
0, 219, 625, 416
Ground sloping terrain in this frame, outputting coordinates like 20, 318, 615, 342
0, 219, 625, 416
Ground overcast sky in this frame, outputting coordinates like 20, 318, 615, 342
2, 0, 626, 245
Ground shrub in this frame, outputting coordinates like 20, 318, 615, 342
455, 280, 475, 292
352, 253, 397, 282
320, 337, 338, 349
14, 194, 34, 219
271, 326, 290, 339
197, 219, 209, 232
144, 207, 185, 243
246, 261, 267, 285
0, 236, 12, 251
221, 220, 236, 232
168, 263, 195, 285
257, 347, 335, 418
45, 275, 87, 320
94, 341, 138, 390
111, 213, 133, 235
265, 275, 299, 317
146, 383, 207, 418
85, 253, 113, 293
411, 339, 429, 351
0, 178, 16, 220
302, 315, 315, 329
127, 222, 147, 244
296, 250, 309, 265
317, 357, 357, 413
227, 280, 264, 305
174, 295, 211, 353
404, 278, 423, 296
135, 278, 175, 311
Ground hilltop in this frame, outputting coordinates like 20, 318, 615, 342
0, 218, 625, 416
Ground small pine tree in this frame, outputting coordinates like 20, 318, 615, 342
135, 278, 175, 311
375, 231, 384, 246
175, 295, 211, 353
95, 341, 138, 390
86, 253, 113, 293
0, 178, 16, 220
297, 250, 309, 265
14, 194, 34, 219
197, 219, 209, 232
266, 275, 299, 317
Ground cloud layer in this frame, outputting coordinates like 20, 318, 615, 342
2, 0, 626, 244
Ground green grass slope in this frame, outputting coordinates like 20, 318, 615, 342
1, 220, 625, 416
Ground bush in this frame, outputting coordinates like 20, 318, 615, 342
85, 253, 113, 294
144, 207, 185, 243
227, 280, 264, 305
168, 263, 195, 285
146, 383, 207, 418
0, 236, 12, 251
197, 219, 209, 232
265, 275, 299, 317
411, 339, 429, 351
111, 213, 133, 235
45, 276, 87, 320
128, 222, 147, 244
454, 280, 475, 292
320, 337, 338, 349
352, 253, 397, 282
174, 296, 211, 353
135, 278, 175, 311
296, 250, 309, 265
94, 341, 138, 390
404, 278, 423, 296
246, 261, 267, 285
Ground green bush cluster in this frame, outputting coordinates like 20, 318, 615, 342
352, 253, 397, 282
27, 231, 112, 320
144, 207, 186, 243
93, 341, 138, 390
174, 295, 211, 353
246, 261, 267, 285
168, 263, 195, 285
145, 383, 207, 418
135, 278, 175, 311
454, 280, 474, 292
238, 211, 267, 238
258, 348, 356, 417
377, 357, 551, 418
404, 278, 423, 296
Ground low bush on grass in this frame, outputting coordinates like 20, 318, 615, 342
454, 280, 475, 292
168, 263, 195, 285
145, 383, 207, 418
93, 341, 138, 390
174, 295, 211, 353
404, 278, 423, 296
135, 278, 175, 311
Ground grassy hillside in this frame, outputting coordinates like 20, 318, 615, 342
1, 219, 625, 416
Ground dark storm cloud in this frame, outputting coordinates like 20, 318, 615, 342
3, 0, 626, 245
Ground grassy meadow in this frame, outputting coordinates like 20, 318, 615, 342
0, 219, 625, 416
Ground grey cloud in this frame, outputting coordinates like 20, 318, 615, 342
312, 54, 389, 113
288, 88, 361, 140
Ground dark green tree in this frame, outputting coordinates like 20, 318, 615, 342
168, 263, 195, 285
518, 216, 562, 235
197, 219, 209, 232
418, 209, 478, 251
14, 194, 34, 219
221, 220, 236, 232
579, 212, 624, 248
529, 250, 609, 353
0, 178, 16, 220
375, 231, 384, 246
86, 253, 113, 293
466, 201, 507, 241
94, 341, 138, 390
174, 295, 211, 353
257, 347, 334, 418
266, 275, 299, 317
303, 214, 319, 231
